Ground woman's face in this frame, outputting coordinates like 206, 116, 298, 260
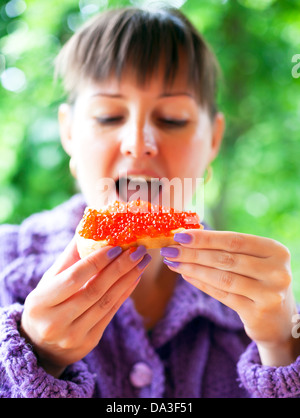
59, 66, 224, 211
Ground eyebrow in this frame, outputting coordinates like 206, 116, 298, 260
160, 92, 194, 98
91, 92, 123, 98
91, 92, 195, 99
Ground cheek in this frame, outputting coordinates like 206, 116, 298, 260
71, 125, 118, 201
160, 140, 209, 211
164, 118, 212, 174
72, 121, 112, 169
164, 137, 210, 179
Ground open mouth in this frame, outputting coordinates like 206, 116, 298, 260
116, 174, 163, 204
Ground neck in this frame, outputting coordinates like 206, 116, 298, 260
131, 248, 177, 330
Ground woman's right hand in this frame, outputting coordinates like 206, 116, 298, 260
20, 238, 151, 378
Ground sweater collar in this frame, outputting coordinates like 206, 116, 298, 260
149, 275, 244, 348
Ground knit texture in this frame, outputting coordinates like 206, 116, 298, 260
238, 341, 300, 398
0, 303, 95, 398
0, 194, 300, 398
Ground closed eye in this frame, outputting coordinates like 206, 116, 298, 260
158, 118, 188, 128
95, 116, 124, 125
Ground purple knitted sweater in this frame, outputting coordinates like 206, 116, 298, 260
1, 194, 300, 398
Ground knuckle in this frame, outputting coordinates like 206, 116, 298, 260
257, 292, 283, 315
64, 269, 78, 288
276, 239, 289, 253
272, 292, 284, 308
272, 240, 291, 263
270, 269, 292, 289
98, 292, 113, 311
217, 251, 235, 269
281, 245, 291, 263
201, 232, 212, 248
24, 291, 40, 318
228, 233, 244, 252
218, 270, 234, 290
84, 279, 100, 301
59, 333, 77, 350
111, 301, 120, 314
282, 271, 292, 287
38, 321, 57, 342
277, 270, 292, 289
106, 300, 120, 318
112, 256, 124, 277
85, 254, 102, 274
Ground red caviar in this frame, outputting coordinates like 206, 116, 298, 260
78, 200, 201, 246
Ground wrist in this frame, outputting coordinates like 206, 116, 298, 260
34, 356, 66, 379
256, 336, 300, 367
19, 322, 65, 378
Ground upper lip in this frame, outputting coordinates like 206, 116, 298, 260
114, 169, 163, 181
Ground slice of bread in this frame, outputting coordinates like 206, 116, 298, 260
76, 226, 191, 258
75, 201, 202, 258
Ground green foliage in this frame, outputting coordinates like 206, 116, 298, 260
0, 0, 300, 296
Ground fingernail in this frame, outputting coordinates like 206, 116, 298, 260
160, 247, 179, 258
130, 245, 147, 262
174, 233, 192, 244
163, 258, 180, 269
137, 253, 152, 270
107, 246, 122, 259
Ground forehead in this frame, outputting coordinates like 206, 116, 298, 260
77, 58, 197, 102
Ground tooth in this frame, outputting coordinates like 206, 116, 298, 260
127, 175, 159, 182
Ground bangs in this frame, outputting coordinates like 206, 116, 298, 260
89, 9, 198, 88
55, 7, 218, 116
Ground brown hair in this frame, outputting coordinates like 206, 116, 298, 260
55, 7, 219, 118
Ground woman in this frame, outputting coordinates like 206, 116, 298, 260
0, 7, 299, 398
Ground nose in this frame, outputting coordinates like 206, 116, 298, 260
120, 120, 158, 158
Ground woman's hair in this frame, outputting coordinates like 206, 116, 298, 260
55, 7, 219, 118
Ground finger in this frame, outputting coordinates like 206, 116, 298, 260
174, 229, 280, 258
58, 251, 151, 321
182, 274, 253, 317
37, 244, 124, 305
80, 276, 141, 351
41, 237, 80, 279
162, 246, 273, 281
69, 257, 148, 334
78, 246, 148, 303
164, 261, 270, 304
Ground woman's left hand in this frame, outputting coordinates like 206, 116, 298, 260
161, 229, 300, 367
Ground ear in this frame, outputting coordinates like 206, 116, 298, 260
58, 103, 73, 156
208, 112, 225, 164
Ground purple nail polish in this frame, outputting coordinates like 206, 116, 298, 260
107, 246, 122, 259
137, 253, 152, 270
163, 258, 180, 269
174, 233, 192, 244
160, 247, 179, 258
130, 245, 147, 262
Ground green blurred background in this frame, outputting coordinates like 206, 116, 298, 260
0, 0, 299, 296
